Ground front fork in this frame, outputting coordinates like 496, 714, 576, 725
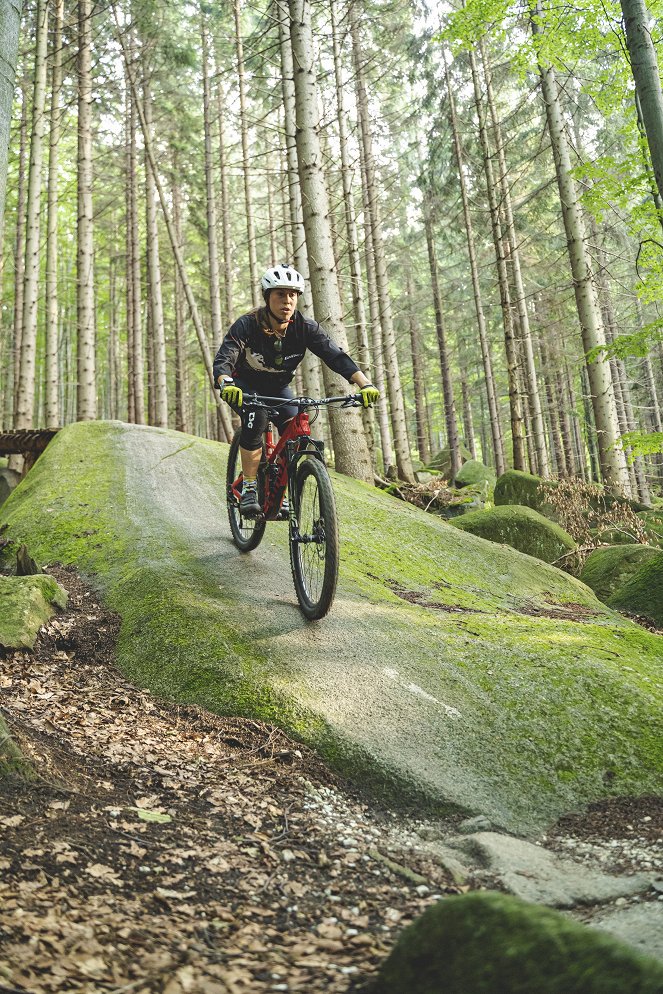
286, 438, 325, 543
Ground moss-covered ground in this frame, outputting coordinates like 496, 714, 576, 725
0, 574, 68, 649
1, 421, 662, 833
580, 545, 662, 602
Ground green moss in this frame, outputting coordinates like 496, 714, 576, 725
609, 552, 663, 626
1, 421, 662, 833
580, 545, 662, 602
0, 574, 68, 648
372, 891, 663, 994
493, 469, 559, 519
455, 459, 496, 489
450, 504, 576, 564
424, 445, 473, 478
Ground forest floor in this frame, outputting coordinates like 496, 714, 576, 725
0, 567, 661, 994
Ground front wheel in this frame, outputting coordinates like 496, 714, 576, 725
226, 428, 266, 552
289, 458, 339, 620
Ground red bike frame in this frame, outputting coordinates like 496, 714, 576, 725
229, 411, 313, 521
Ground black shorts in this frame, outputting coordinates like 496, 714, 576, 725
230, 379, 298, 450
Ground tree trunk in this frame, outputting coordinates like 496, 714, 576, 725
214, 53, 234, 328
466, 48, 526, 472
422, 201, 461, 480
288, 0, 372, 482
45, 0, 63, 428
406, 267, 430, 465
276, 0, 322, 438
480, 41, 549, 477
350, 4, 414, 482
11, 82, 27, 427
143, 77, 168, 427
172, 167, 189, 434
0, 0, 22, 230
234, 0, 259, 305
620, 0, 663, 209
440, 68, 505, 475
531, 2, 629, 494
15, 0, 48, 429
77, 0, 97, 420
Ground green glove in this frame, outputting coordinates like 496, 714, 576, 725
358, 383, 379, 408
221, 379, 243, 407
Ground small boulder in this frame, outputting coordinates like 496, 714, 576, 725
371, 891, 663, 994
450, 504, 576, 564
608, 551, 663, 627
580, 545, 661, 603
424, 445, 473, 480
0, 574, 68, 649
493, 469, 558, 519
455, 459, 496, 490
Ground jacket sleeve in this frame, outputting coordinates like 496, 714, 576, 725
304, 320, 360, 382
213, 318, 248, 381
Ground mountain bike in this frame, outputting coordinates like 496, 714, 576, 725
225, 393, 362, 620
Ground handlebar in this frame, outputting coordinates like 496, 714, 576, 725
238, 393, 362, 411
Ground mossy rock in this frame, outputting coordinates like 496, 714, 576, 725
493, 469, 559, 520
424, 445, 473, 479
455, 459, 496, 490
2, 421, 663, 834
0, 574, 68, 649
372, 891, 663, 994
580, 546, 662, 603
608, 552, 663, 627
450, 505, 576, 564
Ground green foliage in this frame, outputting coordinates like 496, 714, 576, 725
372, 891, 663, 994
619, 431, 663, 461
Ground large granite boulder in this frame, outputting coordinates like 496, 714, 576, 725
580, 545, 662, 603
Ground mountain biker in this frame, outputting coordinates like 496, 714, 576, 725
214, 264, 379, 517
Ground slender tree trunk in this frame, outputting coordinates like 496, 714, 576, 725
440, 73, 505, 475
172, 167, 189, 434
407, 267, 430, 465
480, 41, 549, 477
620, 0, 663, 209
358, 109, 393, 474
0, 0, 22, 230
580, 364, 601, 482
422, 202, 461, 480
466, 48, 526, 472
45, 0, 63, 428
15, 0, 48, 429
143, 77, 168, 426
11, 83, 27, 427
214, 55, 234, 328
460, 372, 477, 460
350, 4, 414, 482
288, 0, 372, 481
566, 363, 588, 481
276, 0, 322, 437
234, 0, 259, 305
77, 0, 97, 420
531, 2, 629, 493
540, 338, 566, 475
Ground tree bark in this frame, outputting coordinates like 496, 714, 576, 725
143, 77, 168, 426
214, 52, 234, 328
76, 0, 97, 420
288, 0, 372, 481
234, 0, 259, 305
406, 267, 430, 465
172, 167, 189, 434
480, 41, 549, 477
0, 0, 22, 230
531, 2, 629, 494
350, 4, 414, 482
620, 0, 663, 209
11, 82, 27, 427
16, 0, 48, 429
45, 0, 63, 428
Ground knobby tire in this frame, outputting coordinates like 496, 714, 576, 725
226, 428, 266, 552
289, 457, 339, 620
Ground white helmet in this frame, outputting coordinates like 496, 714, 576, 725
261, 264, 305, 298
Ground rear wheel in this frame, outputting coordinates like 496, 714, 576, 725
289, 457, 339, 620
226, 429, 266, 552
